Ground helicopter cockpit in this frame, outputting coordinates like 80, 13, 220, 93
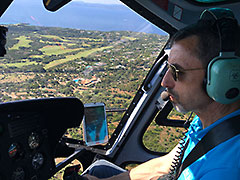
0, 0, 240, 179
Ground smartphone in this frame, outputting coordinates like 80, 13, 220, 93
83, 103, 109, 146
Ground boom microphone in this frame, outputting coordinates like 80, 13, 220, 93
161, 91, 170, 101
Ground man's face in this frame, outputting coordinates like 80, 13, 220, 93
161, 35, 212, 113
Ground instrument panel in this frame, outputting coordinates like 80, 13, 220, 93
0, 98, 84, 180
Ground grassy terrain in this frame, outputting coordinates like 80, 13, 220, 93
40, 45, 83, 56
44, 46, 113, 69
40, 35, 69, 42
121, 36, 137, 41
1, 59, 38, 67
10, 35, 32, 50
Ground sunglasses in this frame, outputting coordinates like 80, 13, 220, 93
167, 61, 205, 81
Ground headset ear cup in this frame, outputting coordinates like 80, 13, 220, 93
206, 57, 240, 104
200, 8, 240, 104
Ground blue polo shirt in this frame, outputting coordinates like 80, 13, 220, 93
178, 109, 240, 180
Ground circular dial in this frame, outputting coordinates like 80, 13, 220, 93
32, 152, 44, 170
28, 132, 40, 149
12, 167, 25, 180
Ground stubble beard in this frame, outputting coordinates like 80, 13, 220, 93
168, 88, 189, 114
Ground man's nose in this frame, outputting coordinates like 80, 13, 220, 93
161, 69, 175, 89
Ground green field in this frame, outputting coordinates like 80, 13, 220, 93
10, 35, 32, 50
0, 59, 38, 68
44, 46, 113, 69
40, 45, 84, 56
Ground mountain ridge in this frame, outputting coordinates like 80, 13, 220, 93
0, 1, 166, 35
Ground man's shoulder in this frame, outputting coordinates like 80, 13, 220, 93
205, 134, 240, 165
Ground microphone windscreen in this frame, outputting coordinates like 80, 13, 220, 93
161, 91, 169, 101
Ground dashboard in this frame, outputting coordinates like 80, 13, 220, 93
0, 97, 84, 180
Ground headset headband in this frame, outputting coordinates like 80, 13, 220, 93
200, 8, 238, 53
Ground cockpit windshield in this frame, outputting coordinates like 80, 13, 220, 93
0, 0, 168, 104
0, 0, 169, 152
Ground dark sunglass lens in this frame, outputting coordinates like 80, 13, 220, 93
168, 64, 177, 81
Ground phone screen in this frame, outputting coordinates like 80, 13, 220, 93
83, 103, 108, 146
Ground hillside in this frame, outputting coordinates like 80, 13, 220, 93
1, 24, 167, 107
0, 24, 188, 179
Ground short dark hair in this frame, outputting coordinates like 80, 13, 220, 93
169, 20, 222, 67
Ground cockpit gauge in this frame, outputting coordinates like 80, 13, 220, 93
32, 152, 44, 170
8, 143, 22, 159
12, 167, 25, 180
28, 132, 40, 150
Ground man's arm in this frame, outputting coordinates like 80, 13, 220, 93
129, 144, 180, 180
78, 144, 179, 180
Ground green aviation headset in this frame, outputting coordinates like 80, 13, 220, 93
200, 8, 240, 104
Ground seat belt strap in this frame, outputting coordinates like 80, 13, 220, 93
177, 115, 240, 179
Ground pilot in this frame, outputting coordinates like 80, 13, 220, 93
76, 8, 240, 180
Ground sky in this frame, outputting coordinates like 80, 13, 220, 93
0, 0, 167, 35
72, 0, 123, 5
